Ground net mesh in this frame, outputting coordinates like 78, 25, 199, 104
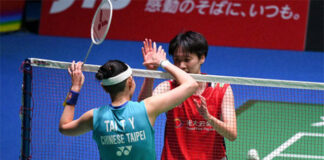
24, 58, 324, 160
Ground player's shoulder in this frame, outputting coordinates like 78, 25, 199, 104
127, 101, 146, 113
158, 80, 171, 86
155, 80, 171, 88
128, 100, 145, 107
153, 80, 171, 95
210, 82, 230, 88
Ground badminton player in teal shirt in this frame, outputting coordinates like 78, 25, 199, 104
59, 42, 198, 160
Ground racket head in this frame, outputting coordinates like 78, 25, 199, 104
91, 0, 113, 45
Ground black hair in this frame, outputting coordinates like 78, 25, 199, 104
95, 60, 129, 94
169, 31, 208, 59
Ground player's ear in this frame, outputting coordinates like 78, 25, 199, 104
127, 76, 133, 89
199, 55, 206, 65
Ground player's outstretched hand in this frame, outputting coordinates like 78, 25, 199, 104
142, 40, 166, 68
142, 39, 165, 69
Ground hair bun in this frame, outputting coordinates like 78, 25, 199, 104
95, 60, 128, 81
95, 71, 105, 80
96, 66, 112, 80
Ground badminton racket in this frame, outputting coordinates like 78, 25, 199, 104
83, 0, 113, 64
63, 0, 112, 106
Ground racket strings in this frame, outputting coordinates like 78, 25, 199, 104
85, 0, 112, 64
93, 9, 111, 43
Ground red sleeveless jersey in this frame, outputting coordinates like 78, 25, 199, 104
161, 81, 229, 160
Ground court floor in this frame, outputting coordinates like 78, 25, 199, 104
226, 100, 324, 159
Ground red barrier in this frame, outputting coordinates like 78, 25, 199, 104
39, 0, 309, 50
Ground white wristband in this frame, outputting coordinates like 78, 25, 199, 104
160, 60, 171, 69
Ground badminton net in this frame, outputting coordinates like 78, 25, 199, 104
21, 58, 324, 160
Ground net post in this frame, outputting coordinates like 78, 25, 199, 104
20, 59, 32, 160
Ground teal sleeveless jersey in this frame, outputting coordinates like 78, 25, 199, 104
92, 101, 156, 160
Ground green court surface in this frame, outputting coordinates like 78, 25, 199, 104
225, 100, 324, 159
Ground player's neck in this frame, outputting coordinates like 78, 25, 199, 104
111, 98, 129, 107
110, 92, 131, 106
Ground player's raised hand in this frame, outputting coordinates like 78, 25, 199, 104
142, 41, 166, 68
142, 39, 162, 70
68, 61, 85, 92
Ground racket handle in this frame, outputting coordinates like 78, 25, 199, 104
84, 42, 94, 64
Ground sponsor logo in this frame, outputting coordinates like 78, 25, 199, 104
173, 118, 215, 131
110, 0, 131, 10
50, 0, 131, 14
116, 145, 132, 156
174, 118, 182, 128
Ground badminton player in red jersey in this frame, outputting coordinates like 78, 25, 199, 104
139, 31, 237, 160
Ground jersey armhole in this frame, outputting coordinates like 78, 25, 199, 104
92, 108, 100, 131
222, 84, 230, 95
141, 101, 155, 134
